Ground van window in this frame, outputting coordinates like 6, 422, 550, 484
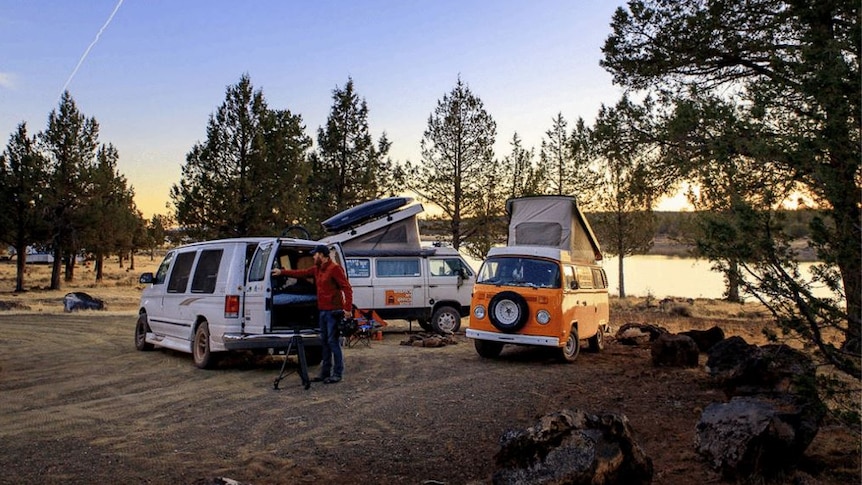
377, 258, 420, 277
191, 249, 223, 294
429, 258, 468, 277
248, 243, 272, 282
154, 251, 175, 285
592, 268, 608, 289
477, 256, 560, 288
346, 258, 370, 278
576, 266, 594, 289
167, 251, 197, 293
564, 265, 577, 289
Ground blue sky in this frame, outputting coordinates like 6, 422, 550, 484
0, 1, 657, 218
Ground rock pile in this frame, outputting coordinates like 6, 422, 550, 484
400, 332, 459, 348
492, 408, 654, 485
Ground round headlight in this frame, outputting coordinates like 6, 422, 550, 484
536, 309, 551, 325
473, 305, 486, 319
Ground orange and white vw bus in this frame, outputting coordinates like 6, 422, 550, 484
466, 196, 609, 362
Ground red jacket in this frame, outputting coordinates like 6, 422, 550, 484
281, 260, 353, 312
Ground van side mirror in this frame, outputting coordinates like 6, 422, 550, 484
569, 280, 578, 290
139, 272, 154, 284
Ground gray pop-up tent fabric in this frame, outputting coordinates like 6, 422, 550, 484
506, 196, 603, 262
338, 215, 421, 253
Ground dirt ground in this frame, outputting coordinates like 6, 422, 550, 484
0, 306, 859, 485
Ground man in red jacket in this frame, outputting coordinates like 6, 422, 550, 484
272, 244, 353, 384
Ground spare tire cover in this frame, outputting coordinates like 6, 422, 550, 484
488, 291, 529, 333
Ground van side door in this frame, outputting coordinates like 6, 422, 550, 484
142, 250, 175, 338
427, 257, 475, 309
244, 241, 276, 334
573, 265, 601, 338
345, 258, 373, 311
372, 257, 424, 313
161, 250, 199, 339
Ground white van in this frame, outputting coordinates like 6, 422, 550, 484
342, 245, 474, 333
321, 197, 475, 333
135, 237, 345, 369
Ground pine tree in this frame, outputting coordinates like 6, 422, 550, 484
171, 74, 312, 239
0, 122, 51, 291
603, 0, 860, 376
404, 77, 497, 251
590, 98, 656, 298
39, 91, 100, 288
308, 78, 394, 233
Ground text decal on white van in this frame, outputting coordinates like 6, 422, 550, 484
385, 290, 412, 306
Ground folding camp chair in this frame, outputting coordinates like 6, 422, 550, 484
344, 313, 383, 348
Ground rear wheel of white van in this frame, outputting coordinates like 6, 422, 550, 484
431, 306, 461, 334
474, 339, 504, 358
135, 313, 154, 351
558, 327, 580, 363
193, 321, 219, 369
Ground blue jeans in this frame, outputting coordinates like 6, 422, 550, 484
318, 310, 344, 378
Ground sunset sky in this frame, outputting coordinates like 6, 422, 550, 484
0, 1, 686, 218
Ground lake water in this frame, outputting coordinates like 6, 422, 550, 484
463, 253, 832, 300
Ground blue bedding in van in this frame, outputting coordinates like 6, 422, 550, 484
272, 293, 317, 305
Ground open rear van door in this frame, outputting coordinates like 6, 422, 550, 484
244, 241, 278, 334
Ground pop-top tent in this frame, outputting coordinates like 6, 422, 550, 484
506, 195, 603, 263
320, 197, 424, 256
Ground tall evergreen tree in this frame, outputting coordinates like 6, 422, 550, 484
505, 133, 542, 199
39, 91, 99, 288
590, 98, 656, 298
404, 77, 497, 250
538, 114, 599, 203
603, 0, 861, 376
308, 78, 394, 232
79, 143, 138, 282
0, 123, 50, 291
539, 113, 570, 195
171, 74, 312, 240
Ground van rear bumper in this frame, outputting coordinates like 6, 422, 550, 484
222, 331, 321, 350
466, 328, 560, 347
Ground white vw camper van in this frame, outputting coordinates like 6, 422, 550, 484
321, 197, 475, 334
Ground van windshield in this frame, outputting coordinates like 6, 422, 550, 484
477, 256, 560, 289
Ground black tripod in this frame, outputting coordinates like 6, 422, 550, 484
273, 332, 314, 390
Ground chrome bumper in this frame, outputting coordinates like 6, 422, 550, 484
222, 331, 321, 351
466, 328, 561, 347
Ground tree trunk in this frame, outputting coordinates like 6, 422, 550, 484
725, 259, 741, 303
617, 256, 626, 298
14, 243, 26, 292
129, 251, 135, 271
95, 253, 104, 283
50, 246, 62, 290
64, 253, 75, 282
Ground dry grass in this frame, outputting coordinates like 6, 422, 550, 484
0, 256, 161, 314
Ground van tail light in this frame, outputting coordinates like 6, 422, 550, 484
224, 295, 240, 318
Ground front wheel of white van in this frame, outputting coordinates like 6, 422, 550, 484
193, 321, 218, 369
431, 306, 461, 334
558, 327, 580, 363
135, 313, 154, 351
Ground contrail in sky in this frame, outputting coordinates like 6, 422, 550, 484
59, 0, 125, 99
